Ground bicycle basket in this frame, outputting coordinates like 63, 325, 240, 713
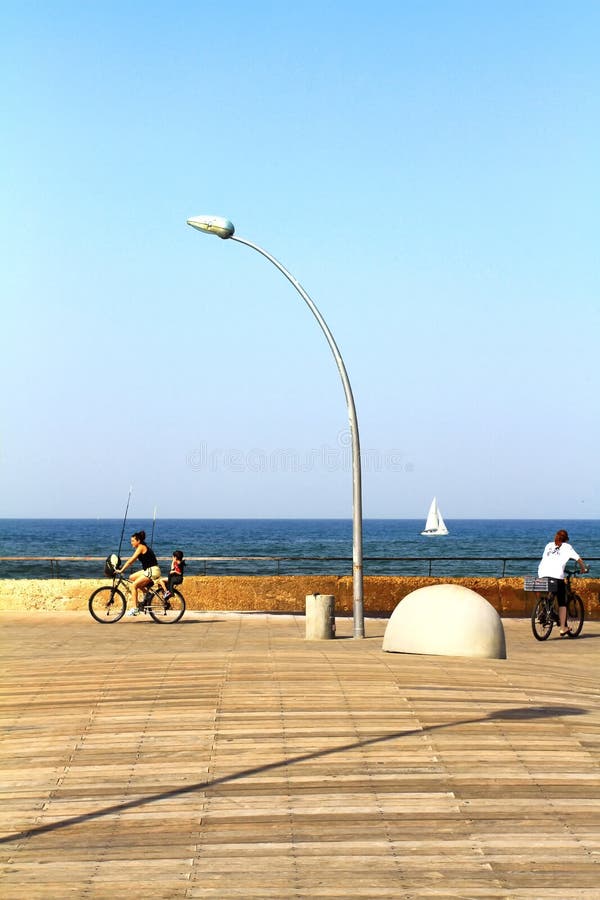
524, 576, 550, 592
104, 553, 122, 577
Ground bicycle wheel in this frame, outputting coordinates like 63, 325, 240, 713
89, 586, 126, 623
531, 597, 553, 641
148, 588, 186, 624
565, 594, 584, 638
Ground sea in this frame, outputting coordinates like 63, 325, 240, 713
0, 518, 599, 580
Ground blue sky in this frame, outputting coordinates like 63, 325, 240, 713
1, 1, 598, 519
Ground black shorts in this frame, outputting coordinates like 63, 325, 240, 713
547, 578, 566, 606
167, 573, 183, 591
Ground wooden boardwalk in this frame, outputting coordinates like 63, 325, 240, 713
1, 610, 599, 899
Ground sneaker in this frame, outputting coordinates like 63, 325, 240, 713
163, 591, 172, 600
126, 608, 140, 617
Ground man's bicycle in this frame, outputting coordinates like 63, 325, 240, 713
525, 565, 586, 641
88, 571, 186, 624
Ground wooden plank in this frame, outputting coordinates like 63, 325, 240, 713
1, 612, 599, 898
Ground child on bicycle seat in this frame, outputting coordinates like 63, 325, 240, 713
538, 529, 588, 636
161, 550, 185, 600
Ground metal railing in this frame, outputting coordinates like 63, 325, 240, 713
1, 555, 598, 579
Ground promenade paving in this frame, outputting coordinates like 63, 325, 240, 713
1, 610, 599, 899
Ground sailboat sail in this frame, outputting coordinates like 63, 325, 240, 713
421, 497, 449, 536
435, 507, 448, 534
423, 498, 439, 532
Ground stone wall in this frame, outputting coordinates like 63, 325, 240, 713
1, 575, 598, 619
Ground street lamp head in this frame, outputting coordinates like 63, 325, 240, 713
186, 216, 235, 240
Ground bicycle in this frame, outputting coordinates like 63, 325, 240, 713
88, 571, 186, 624
525, 565, 587, 641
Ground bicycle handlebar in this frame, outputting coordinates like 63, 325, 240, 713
565, 564, 590, 577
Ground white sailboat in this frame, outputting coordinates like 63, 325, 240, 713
421, 497, 449, 536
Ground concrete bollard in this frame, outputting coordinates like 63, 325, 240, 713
305, 594, 335, 640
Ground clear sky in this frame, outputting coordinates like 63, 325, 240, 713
1, 1, 598, 520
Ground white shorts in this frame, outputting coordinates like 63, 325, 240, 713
143, 566, 162, 582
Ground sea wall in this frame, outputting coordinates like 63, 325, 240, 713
1, 575, 599, 619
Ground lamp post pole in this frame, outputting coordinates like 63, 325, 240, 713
187, 216, 365, 638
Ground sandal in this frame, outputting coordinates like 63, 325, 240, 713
559, 627, 572, 637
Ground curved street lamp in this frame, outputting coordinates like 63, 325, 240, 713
187, 215, 365, 638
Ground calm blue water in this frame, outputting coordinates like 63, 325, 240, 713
0, 518, 599, 579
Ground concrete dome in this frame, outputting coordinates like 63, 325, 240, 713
382, 583, 506, 659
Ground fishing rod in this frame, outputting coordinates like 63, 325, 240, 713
117, 486, 133, 558
150, 505, 157, 548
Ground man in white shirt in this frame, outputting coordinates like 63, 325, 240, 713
538, 529, 588, 635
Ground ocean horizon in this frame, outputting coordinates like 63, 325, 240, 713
1, 518, 598, 580
2, 516, 600, 522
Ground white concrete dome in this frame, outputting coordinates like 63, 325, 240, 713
382, 583, 506, 659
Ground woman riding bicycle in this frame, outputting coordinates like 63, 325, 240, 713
538, 529, 588, 636
117, 530, 162, 617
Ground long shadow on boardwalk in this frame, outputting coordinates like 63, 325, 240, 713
1, 704, 585, 845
